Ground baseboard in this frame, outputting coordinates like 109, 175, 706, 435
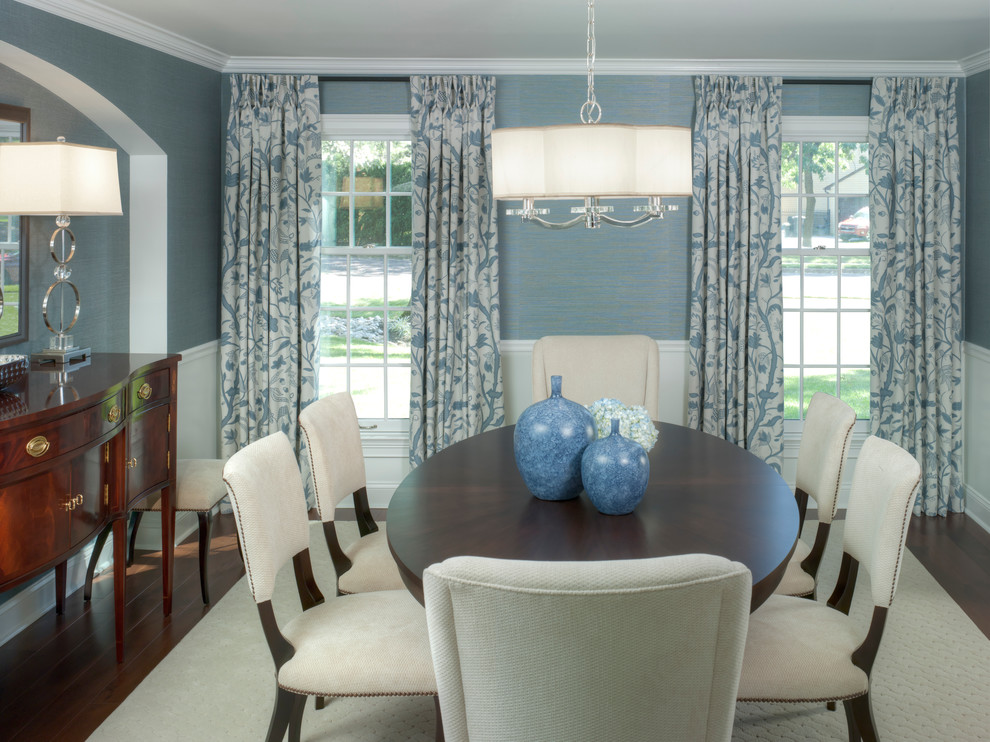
965, 484, 990, 533
0, 542, 111, 646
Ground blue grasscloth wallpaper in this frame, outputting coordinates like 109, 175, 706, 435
966, 70, 989, 350
4, 2, 983, 355
0, 0, 221, 354
495, 75, 696, 340
0, 62, 130, 355
309, 75, 893, 342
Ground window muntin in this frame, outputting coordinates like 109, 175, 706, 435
319, 119, 412, 429
781, 121, 870, 422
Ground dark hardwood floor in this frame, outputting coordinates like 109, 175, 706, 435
0, 511, 988, 741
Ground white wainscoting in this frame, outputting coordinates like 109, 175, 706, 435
964, 342, 990, 531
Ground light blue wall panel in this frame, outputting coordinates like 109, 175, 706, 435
0, 0, 222, 354
965, 70, 989, 349
782, 83, 871, 116
320, 80, 409, 114
0, 62, 130, 355
495, 75, 695, 340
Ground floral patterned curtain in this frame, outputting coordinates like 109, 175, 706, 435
869, 77, 963, 516
219, 74, 321, 500
688, 76, 784, 471
409, 75, 504, 466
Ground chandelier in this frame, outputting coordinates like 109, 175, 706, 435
492, 0, 692, 229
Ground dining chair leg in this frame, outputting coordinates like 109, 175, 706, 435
197, 509, 214, 604
126, 511, 143, 566
287, 693, 306, 742
850, 693, 879, 742
266, 687, 296, 742
843, 699, 862, 742
434, 695, 445, 742
84, 523, 113, 601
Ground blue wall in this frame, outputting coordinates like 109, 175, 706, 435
0, 0, 221, 354
308, 75, 882, 341
1, 62, 130, 354
966, 70, 989, 349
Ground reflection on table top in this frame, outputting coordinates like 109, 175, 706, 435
387, 422, 799, 610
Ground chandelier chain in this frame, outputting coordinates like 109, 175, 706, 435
581, 0, 601, 123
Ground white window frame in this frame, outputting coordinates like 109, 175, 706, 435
781, 116, 871, 436
319, 114, 413, 435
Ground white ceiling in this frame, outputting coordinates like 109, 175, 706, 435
16, 0, 990, 73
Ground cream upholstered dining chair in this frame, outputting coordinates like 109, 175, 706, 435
83, 458, 228, 605
299, 392, 404, 594
775, 392, 856, 598
424, 553, 751, 742
737, 435, 922, 742
531, 334, 660, 419
222, 432, 439, 742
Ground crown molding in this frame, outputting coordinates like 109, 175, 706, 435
13, 0, 229, 70
960, 49, 990, 76
11, 1, 975, 79
223, 56, 967, 78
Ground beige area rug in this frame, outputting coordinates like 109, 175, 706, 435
90, 521, 990, 741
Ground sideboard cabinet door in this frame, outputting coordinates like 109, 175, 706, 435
0, 468, 74, 584
69, 443, 109, 549
126, 404, 171, 507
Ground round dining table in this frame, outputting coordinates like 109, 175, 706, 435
387, 422, 799, 610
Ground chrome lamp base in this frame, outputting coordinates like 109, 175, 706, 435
32, 346, 91, 365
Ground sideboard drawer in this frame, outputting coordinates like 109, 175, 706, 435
128, 368, 170, 413
0, 390, 124, 472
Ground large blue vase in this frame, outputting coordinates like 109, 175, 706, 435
581, 417, 650, 515
514, 375, 596, 501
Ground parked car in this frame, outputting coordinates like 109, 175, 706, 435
838, 206, 869, 241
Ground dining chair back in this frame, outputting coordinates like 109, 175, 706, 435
299, 392, 404, 594
775, 392, 856, 597
424, 553, 751, 742
222, 432, 438, 742
737, 434, 922, 741
531, 334, 660, 419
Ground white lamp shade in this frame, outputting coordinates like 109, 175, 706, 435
492, 124, 692, 200
0, 140, 122, 216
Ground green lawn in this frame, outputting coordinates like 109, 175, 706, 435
785, 368, 870, 420
320, 334, 410, 362
0, 286, 20, 336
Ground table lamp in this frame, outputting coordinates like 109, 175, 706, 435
0, 136, 122, 364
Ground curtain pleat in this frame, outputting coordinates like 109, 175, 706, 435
408, 75, 504, 466
688, 76, 784, 471
219, 74, 321, 504
869, 77, 963, 516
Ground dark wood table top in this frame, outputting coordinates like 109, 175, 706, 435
387, 422, 799, 610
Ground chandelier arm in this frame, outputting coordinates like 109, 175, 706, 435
598, 212, 664, 228
523, 213, 590, 230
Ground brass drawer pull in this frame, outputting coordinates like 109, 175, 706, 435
26, 436, 50, 458
127, 457, 138, 469
63, 494, 83, 511
107, 404, 121, 423
137, 383, 153, 400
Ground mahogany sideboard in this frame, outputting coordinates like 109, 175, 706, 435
0, 353, 180, 662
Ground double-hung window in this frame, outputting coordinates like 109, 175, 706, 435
781, 117, 870, 427
319, 115, 413, 431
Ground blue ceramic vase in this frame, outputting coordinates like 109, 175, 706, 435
581, 417, 650, 515
514, 375, 596, 501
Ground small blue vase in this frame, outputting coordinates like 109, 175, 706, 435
514, 375, 596, 501
581, 417, 650, 515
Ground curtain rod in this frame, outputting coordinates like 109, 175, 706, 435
319, 76, 410, 83
783, 78, 872, 86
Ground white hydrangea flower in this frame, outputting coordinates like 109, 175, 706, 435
586, 398, 659, 451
